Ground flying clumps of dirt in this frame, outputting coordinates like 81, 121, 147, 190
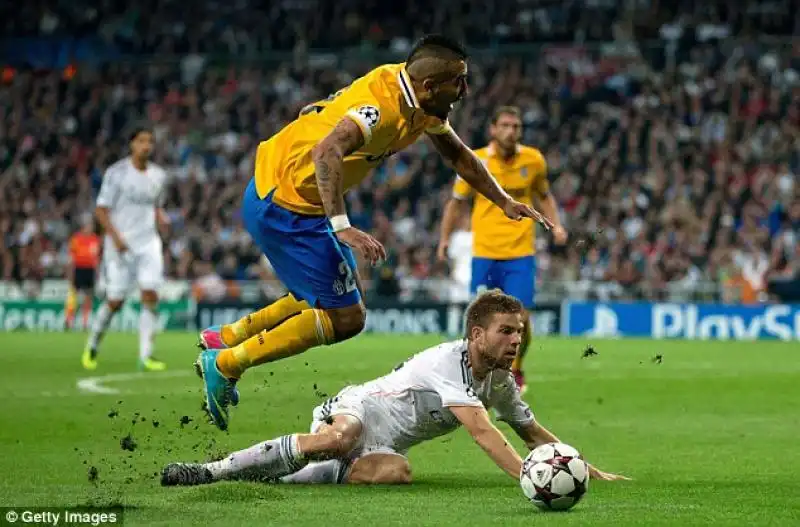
88, 466, 99, 484
179, 416, 193, 428
582, 345, 598, 358
120, 434, 137, 452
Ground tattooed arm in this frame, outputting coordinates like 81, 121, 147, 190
428, 128, 553, 227
311, 117, 386, 264
310, 118, 365, 218
427, 128, 510, 209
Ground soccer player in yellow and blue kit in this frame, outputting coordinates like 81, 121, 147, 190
195, 36, 553, 430
438, 106, 567, 394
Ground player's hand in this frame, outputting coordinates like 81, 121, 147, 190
113, 236, 129, 254
157, 210, 172, 231
588, 464, 631, 481
502, 199, 553, 230
436, 241, 449, 262
336, 227, 387, 266
552, 225, 568, 245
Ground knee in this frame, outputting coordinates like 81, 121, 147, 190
311, 427, 359, 458
141, 290, 159, 307
348, 456, 412, 485
377, 462, 412, 484
107, 300, 124, 312
327, 303, 366, 342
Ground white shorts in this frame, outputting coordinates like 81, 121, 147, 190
101, 238, 164, 300
310, 386, 408, 461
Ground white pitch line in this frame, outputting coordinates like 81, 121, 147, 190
76, 370, 192, 395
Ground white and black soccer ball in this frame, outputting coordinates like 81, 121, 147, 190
520, 442, 589, 511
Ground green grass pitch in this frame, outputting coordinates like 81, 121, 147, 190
1, 332, 798, 526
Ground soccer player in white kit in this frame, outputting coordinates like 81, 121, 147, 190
162, 291, 627, 486
81, 124, 169, 372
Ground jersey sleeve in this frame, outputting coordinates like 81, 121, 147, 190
530, 151, 550, 198
424, 352, 484, 408
343, 102, 389, 147
493, 375, 536, 427
96, 167, 119, 208
452, 176, 474, 200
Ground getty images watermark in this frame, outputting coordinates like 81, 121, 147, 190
1, 508, 123, 526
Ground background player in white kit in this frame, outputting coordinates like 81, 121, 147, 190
81, 124, 169, 372
162, 291, 628, 486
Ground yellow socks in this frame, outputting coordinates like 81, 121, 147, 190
65, 288, 77, 328
220, 294, 311, 347
216, 309, 335, 379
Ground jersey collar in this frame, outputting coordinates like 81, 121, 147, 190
397, 67, 420, 110
487, 143, 520, 158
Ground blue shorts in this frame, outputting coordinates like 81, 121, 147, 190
470, 256, 536, 309
241, 179, 361, 309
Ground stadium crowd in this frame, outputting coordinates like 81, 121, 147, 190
0, 0, 798, 303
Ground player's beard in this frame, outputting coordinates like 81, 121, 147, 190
479, 339, 516, 371
496, 137, 517, 155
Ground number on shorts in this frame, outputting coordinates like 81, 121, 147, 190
338, 261, 357, 293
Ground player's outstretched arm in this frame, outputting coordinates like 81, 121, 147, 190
450, 405, 524, 480
514, 420, 631, 481
311, 118, 386, 264
427, 128, 509, 209
427, 129, 553, 229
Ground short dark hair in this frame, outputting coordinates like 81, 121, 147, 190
407, 34, 467, 65
464, 290, 524, 340
491, 105, 522, 125
127, 121, 153, 142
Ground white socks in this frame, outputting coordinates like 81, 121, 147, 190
206, 435, 307, 481
87, 302, 113, 349
139, 306, 157, 360
281, 459, 349, 484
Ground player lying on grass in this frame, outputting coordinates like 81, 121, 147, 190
194, 34, 553, 432
163, 291, 628, 486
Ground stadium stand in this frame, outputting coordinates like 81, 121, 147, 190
1, 0, 797, 304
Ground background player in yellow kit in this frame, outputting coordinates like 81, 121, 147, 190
437, 106, 566, 394
196, 36, 553, 430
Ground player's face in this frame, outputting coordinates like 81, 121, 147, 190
130, 131, 154, 160
478, 312, 524, 370
421, 61, 469, 119
490, 114, 522, 150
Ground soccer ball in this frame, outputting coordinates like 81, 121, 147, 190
520, 442, 589, 511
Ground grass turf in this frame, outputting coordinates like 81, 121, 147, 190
0, 332, 798, 526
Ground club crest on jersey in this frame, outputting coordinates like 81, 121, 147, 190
355, 105, 381, 129
520, 167, 528, 178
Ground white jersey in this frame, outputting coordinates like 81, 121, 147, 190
96, 157, 168, 251
316, 340, 534, 455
